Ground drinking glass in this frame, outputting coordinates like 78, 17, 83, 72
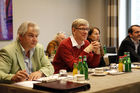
110, 63, 117, 71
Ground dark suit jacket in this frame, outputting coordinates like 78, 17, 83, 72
118, 36, 140, 62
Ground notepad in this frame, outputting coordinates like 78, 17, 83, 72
33, 80, 90, 93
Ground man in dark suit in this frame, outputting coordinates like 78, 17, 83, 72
118, 25, 140, 62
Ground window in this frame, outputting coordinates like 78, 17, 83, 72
131, 0, 140, 25
118, 0, 127, 46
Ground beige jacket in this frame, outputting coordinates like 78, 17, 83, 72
0, 40, 54, 83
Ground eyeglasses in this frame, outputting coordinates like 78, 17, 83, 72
75, 28, 89, 31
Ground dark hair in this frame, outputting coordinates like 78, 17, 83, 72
128, 25, 140, 34
88, 27, 100, 36
87, 27, 100, 42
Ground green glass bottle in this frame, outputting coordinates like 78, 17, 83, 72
124, 52, 131, 72
54, 46, 57, 54
78, 56, 83, 74
123, 55, 128, 72
127, 52, 131, 72
103, 45, 107, 54
83, 55, 88, 80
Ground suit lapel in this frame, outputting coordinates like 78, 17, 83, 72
15, 41, 26, 70
138, 44, 140, 55
31, 55, 36, 72
128, 36, 135, 49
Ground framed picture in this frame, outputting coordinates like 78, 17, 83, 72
0, 0, 13, 40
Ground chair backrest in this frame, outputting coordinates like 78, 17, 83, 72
106, 47, 118, 64
108, 56, 118, 64
106, 47, 116, 53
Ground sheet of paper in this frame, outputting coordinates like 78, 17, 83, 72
14, 81, 40, 88
13, 75, 59, 88
14, 74, 74, 88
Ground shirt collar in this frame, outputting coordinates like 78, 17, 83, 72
19, 43, 35, 58
131, 38, 139, 45
70, 35, 85, 49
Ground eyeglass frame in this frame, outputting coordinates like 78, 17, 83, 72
75, 27, 90, 31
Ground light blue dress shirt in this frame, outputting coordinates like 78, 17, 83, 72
20, 44, 35, 75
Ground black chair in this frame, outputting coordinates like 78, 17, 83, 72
108, 56, 118, 64
106, 47, 118, 64
106, 47, 116, 53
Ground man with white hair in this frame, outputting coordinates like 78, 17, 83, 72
0, 21, 54, 83
52, 18, 101, 73
46, 32, 66, 57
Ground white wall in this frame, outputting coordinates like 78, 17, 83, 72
0, 0, 107, 49
87, 0, 107, 45
0, 0, 87, 49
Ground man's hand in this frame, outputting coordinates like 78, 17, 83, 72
11, 70, 29, 82
28, 71, 43, 81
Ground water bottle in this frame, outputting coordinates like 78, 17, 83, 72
83, 55, 88, 80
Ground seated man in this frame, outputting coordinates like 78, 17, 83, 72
46, 32, 66, 57
52, 18, 101, 73
118, 25, 140, 62
0, 21, 54, 83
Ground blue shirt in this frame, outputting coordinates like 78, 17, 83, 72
20, 44, 35, 75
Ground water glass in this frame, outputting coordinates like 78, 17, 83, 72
110, 63, 117, 71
